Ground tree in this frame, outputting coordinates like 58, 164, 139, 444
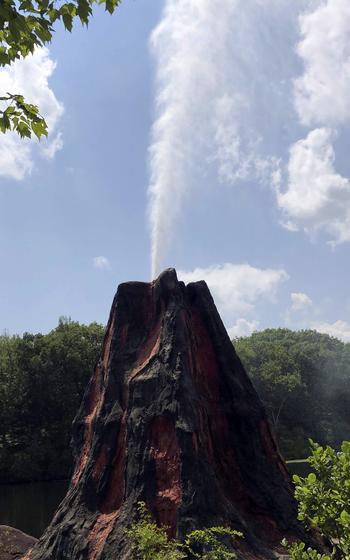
0, 0, 121, 138
234, 329, 350, 459
283, 440, 350, 560
0, 319, 105, 482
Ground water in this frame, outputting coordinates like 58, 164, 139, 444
0, 480, 68, 538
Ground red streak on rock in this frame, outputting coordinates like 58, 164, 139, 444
72, 365, 104, 486
188, 309, 289, 543
119, 323, 129, 351
189, 308, 251, 510
192, 432, 199, 453
259, 419, 290, 483
87, 511, 118, 560
149, 416, 182, 537
20, 552, 33, 560
143, 284, 154, 318
102, 311, 116, 371
130, 321, 161, 381
72, 312, 115, 486
92, 443, 109, 481
190, 308, 220, 402
101, 412, 128, 514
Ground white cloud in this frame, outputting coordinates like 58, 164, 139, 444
227, 318, 259, 339
42, 131, 64, 160
295, 0, 350, 127
179, 262, 288, 329
93, 256, 111, 270
0, 47, 64, 180
312, 319, 350, 342
276, 1, 350, 247
290, 292, 313, 312
0, 136, 33, 180
277, 128, 350, 244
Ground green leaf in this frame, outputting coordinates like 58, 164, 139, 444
17, 120, 31, 138
31, 120, 47, 139
62, 13, 73, 32
4, 106, 16, 115
105, 0, 119, 14
307, 472, 316, 484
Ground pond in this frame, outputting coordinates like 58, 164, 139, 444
0, 480, 68, 538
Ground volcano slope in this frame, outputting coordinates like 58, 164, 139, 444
24, 268, 310, 560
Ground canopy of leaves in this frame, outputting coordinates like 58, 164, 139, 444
234, 329, 350, 458
0, 0, 121, 138
0, 317, 105, 482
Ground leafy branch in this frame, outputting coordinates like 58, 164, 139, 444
0, 92, 47, 138
0, 0, 122, 138
283, 440, 350, 560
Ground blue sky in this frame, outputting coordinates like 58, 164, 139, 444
1, 0, 350, 341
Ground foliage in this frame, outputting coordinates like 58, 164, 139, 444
234, 329, 350, 458
0, 93, 47, 138
126, 502, 242, 560
125, 502, 186, 560
0, 317, 105, 482
282, 540, 331, 560
0, 0, 121, 138
184, 527, 241, 560
282, 440, 350, 560
294, 440, 350, 558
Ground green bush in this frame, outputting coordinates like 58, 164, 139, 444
126, 502, 242, 560
283, 440, 350, 560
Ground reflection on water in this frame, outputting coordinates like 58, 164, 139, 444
0, 480, 68, 538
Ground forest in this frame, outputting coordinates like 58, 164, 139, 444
0, 322, 349, 483
0, 318, 104, 483
235, 329, 350, 459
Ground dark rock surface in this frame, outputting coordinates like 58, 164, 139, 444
25, 269, 310, 560
0, 526, 37, 560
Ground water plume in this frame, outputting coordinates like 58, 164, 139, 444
148, 0, 304, 277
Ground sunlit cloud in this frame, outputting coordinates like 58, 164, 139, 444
0, 47, 64, 180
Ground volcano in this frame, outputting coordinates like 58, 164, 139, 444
24, 269, 308, 560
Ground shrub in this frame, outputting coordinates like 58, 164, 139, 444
283, 440, 350, 560
125, 502, 242, 560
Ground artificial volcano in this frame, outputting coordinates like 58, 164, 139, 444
24, 268, 308, 560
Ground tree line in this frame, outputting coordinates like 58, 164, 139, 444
235, 328, 350, 459
0, 317, 104, 483
0, 323, 349, 482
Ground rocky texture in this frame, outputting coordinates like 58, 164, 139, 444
25, 269, 310, 560
0, 526, 37, 560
